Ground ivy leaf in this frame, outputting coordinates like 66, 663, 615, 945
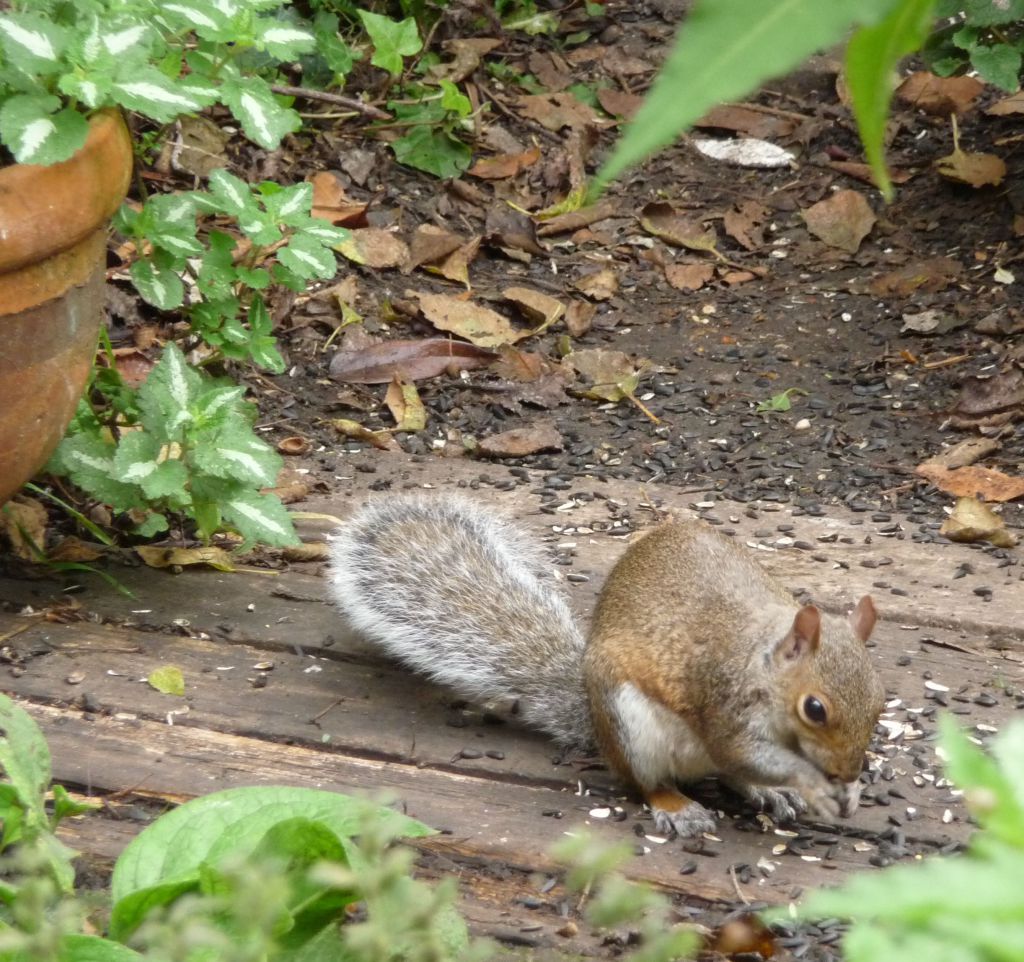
391, 126, 472, 179
219, 74, 302, 150
312, 11, 354, 78
358, 11, 421, 76
221, 490, 299, 548
969, 42, 1022, 92
0, 95, 89, 165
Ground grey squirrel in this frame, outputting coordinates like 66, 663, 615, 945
328, 494, 885, 837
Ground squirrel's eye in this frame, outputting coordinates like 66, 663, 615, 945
802, 695, 828, 725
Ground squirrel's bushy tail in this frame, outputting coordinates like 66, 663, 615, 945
328, 494, 593, 750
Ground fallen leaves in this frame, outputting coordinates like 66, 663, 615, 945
566, 348, 658, 422
574, 268, 619, 301
665, 262, 716, 291
896, 72, 984, 116
329, 338, 496, 383
935, 115, 1006, 189
868, 257, 963, 297
802, 190, 875, 254
940, 497, 1017, 549
385, 377, 426, 431
417, 292, 531, 347
136, 545, 236, 571
478, 421, 563, 458
502, 286, 565, 329
337, 228, 409, 269
915, 463, 1024, 503
639, 202, 723, 260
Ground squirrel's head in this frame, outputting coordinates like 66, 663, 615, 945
773, 597, 884, 784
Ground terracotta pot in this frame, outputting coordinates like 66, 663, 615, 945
0, 110, 133, 506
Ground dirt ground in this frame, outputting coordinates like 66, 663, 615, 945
3, 1, 1024, 959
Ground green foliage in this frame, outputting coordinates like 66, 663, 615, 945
358, 10, 422, 75
592, 0, 936, 201
756, 387, 807, 413
553, 835, 700, 962
782, 717, 1024, 962
925, 0, 1024, 90
115, 172, 346, 372
49, 343, 300, 549
0, 0, 317, 165
387, 79, 473, 177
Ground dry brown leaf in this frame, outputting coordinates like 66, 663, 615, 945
536, 201, 616, 236
385, 377, 427, 432
430, 37, 502, 83
403, 224, 465, 274
986, 90, 1024, 116
478, 420, 564, 458
950, 368, 1024, 426
0, 498, 47, 561
331, 418, 401, 451
517, 92, 602, 132
639, 202, 721, 258
417, 292, 528, 347
696, 104, 798, 139
574, 268, 619, 301
940, 497, 1017, 548
136, 545, 236, 571
830, 160, 913, 187
429, 235, 482, 287
802, 189, 876, 254
309, 171, 370, 227
467, 146, 541, 180
565, 299, 597, 337
337, 228, 409, 269
723, 200, 769, 251
596, 88, 644, 119
868, 256, 963, 297
265, 479, 311, 504
936, 146, 1006, 188
527, 50, 572, 91
566, 348, 653, 416
111, 348, 155, 389
665, 262, 715, 291
484, 206, 546, 257
329, 338, 496, 383
48, 537, 105, 563
896, 72, 984, 115
503, 286, 565, 328
919, 438, 1002, 470
723, 269, 756, 285
173, 115, 231, 178
915, 463, 1024, 503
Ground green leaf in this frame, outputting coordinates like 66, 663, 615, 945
262, 181, 313, 226
0, 693, 51, 831
592, 0, 898, 196
53, 433, 143, 511
112, 787, 433, 905
130, 259, 186, 310
0, 13, 67, 75
147, 665, 185, 696
159, 1, 233, 40
969, 42, 1022, 92
219, 74, 302, 150
51, 783, 99, 827
0, 95, 89, 165
221, 490, 300, 547
255, 18, 316, 60
391, 126, 472, 179
277, 234, 337, 280
137, 342, 203, 442
845, 0, 937, 201
312, 11, 354, 77
59, 934, 145, 962
112, 65, 217, 123
956, 0, 1024, 25
358, 11, 422, 75
438, 79, 471, 116
192, 422, 281, 487
109, 877, 201, 942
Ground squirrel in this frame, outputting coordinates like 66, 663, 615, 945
328, 494, 885, 838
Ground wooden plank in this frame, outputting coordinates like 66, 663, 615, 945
3, 612, 1017, 848
18, 698, 943, 906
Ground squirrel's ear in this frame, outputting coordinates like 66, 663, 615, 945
849, 595, 877, 643
776, 605, 821, 661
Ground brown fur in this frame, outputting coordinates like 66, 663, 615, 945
583, 519, 885, 818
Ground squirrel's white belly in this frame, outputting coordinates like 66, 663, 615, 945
611, 683, 717, 788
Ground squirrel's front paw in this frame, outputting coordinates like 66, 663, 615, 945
645, 788, 717, 838
798, 779, 844, 820
837, 778, 863, 818
742, 786, 808, 823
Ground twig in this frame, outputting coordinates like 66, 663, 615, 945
728, 864, 751, 906
310, 696, 345, 724
270, 84, 391, 121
